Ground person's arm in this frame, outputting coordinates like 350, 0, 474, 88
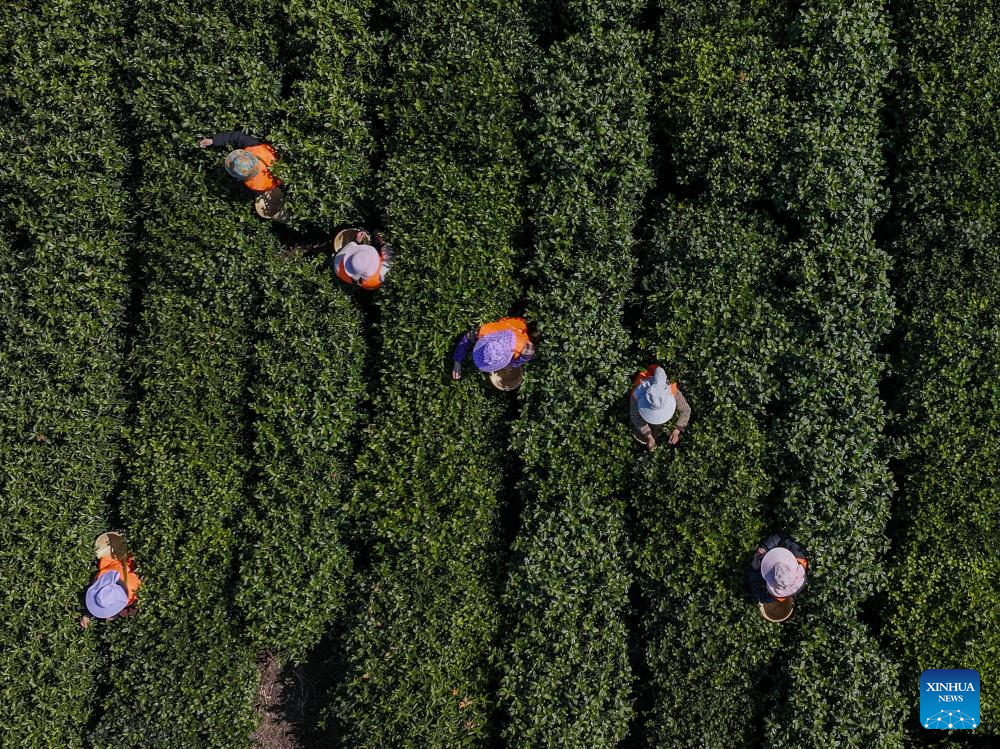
746, 562, 770, 603
508, 341, 536, 369
451, 329, 477, 379
629, 397, 652, 437
673, 388, 691, 430
783, 536, 808, 565
200, 131, 261, 149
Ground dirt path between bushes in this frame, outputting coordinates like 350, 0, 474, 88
252, 652, 306, 749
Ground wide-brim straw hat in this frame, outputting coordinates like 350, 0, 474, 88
761, 547, 806, 598
225, 149, 261, 179
489, 366, 524, 391
473, 330, 516, 372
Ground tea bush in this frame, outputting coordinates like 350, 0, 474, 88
654, 0, 795, 199
332, 1, 525, 746
0, 3, 129, 745
763, 1, 905, 743
87, 1, 283, 746
764, 614, 905, 748
633, 202, 786, 747
269, 0, 378, 229
886, 0, 1000, 732
498, 8, 652, 745
236, 257, 365, 660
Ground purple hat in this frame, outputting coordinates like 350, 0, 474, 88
85, 570, 129, 619
472, 330, 515, 372
761, 547, 806, 598
344, 244, 380, 279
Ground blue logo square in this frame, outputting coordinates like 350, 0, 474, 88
920, 669, 980, 730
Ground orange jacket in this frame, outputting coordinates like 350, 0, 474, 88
97, 555, 141, 605
479, 317, 530, 356
243, 144, 280, 193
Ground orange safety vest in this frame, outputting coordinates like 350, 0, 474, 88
630, 364, 678, 400
97, 555, 141, 605
335, 253, 384, 290
478, 317, 530, 357
242, 143, 280, 193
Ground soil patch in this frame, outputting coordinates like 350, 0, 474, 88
252, 652, 308, 749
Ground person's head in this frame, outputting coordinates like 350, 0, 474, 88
344, 244, 380, 280
84, 570, 129, 619
635, 367, 676, 425
472, 330, 516, 372
225, 149, 261, 180
760, 547, 806, 598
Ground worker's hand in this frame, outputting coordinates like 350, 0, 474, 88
356, 229, 370, 244
751, 547, 766, 569
452, 362, 462, 380
645, 433, 655, 452
79, 615, 91, 629
669, 428, 681, 445
198, 137, 213, 148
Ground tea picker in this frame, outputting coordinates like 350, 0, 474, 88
747, 532, 809, 623
452, 317, 536, 391
281, 228, 393, 290
197, 131, 287, 221
629, 365, 691, 451
79, 531, 142, 629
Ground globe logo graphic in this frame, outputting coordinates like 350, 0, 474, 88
923, 710, 977, 730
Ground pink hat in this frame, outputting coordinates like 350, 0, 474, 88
761, 547, 806, 598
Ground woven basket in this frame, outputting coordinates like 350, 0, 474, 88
759, 598, 794, 622
94, 532, 128, 561
253, 187, 290, 222
488, 366, 524, 391
333, 228, 361, 252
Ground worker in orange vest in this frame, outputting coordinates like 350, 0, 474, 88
333, 229, 392, 290
747, 532, 808, 618
79, 550, 141, 629
198, 131, 281, 195
629, 364, 691, 451
279, 228, 393, 289
452, 317, 535, 380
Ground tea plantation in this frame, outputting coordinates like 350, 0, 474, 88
0, 1, 995, 747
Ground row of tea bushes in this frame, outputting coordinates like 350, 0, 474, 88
631, 202, 785, 748
500, 3, 652, 746
88, 1, 284, 746
0, 2, 130, 745
269, 0, 378, 230
331, 1, 527, 746
886, 0, 1000, 733
764, 2, 905, 745
236, 256, 366, 661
